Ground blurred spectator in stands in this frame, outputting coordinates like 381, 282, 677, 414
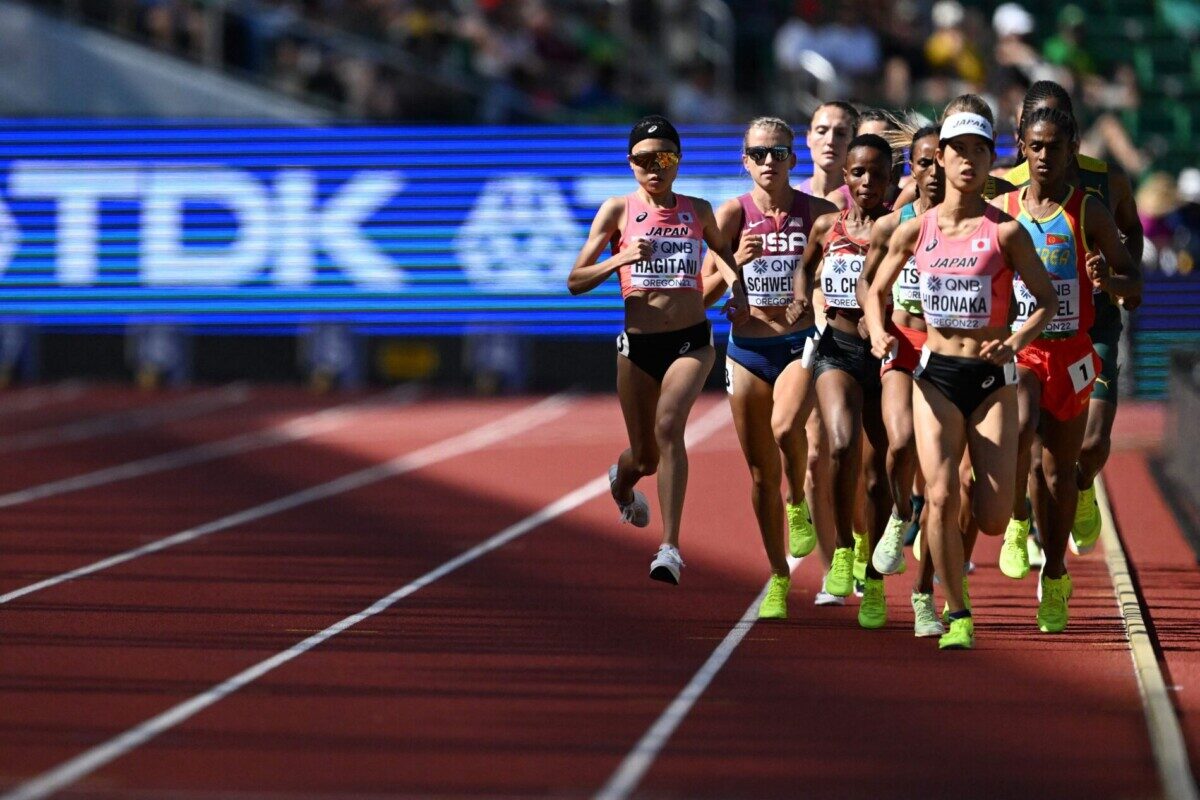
925, 1, 985, 86
992, 3, 1042, 82
668, 61, 732, 123
458, 4, 540, 123
1171, 168, 1200, 275
821, 3, 882, 83
878, 0, 927, 106
1138, 172, 1183, 274
1043, 5, 1097, 78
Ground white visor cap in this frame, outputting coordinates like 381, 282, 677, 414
940, 113, 994, 143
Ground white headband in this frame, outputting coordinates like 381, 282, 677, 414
940, 112, 994, 143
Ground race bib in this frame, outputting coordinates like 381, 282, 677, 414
920, 272, 993, 329
1012, 277, 1081, 333
821, 253, 865, 309
895, 257, 921, 302
1068, 351, 1097, 394
628, 237, 702, 290
745, 255, 799, 307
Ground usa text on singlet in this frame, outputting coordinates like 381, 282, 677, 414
618, 193, 706, 297
736, 191, 814, 307
913, 205, 1012, 330
1005, 187, 1094, 337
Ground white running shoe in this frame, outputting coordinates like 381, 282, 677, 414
609, 465, 650, 527
649, 544, 684, 585
872, 515, 907, 575
911, 592, 946, 638
814, 572, 846, 606
1027, 535, 1046, 568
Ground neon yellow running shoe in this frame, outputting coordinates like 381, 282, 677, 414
942, 578, 972, 623
1037, 570, 1073, 633
939, 615, 974, 649
827, 547, 855, 596
858, 577, 887, 629
852, 531, 869, 582
757, 574, 790, 620
1070, 484, 1101, 555
999, 517, 1031, 580
787, 499, 817, 558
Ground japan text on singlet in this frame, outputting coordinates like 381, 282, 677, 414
913, 205, 1011, 330
618, 193, 705, 298
736, 191, 814, 307
1005, 187, 1093, 337
820, 210, 869, 317
892, 203, 922, 315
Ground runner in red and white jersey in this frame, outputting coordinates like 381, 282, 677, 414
568, 115, 748, 586
865, 106, 1057, 650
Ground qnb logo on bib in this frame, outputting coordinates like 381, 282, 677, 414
1012, 277, 1080, 333
746, 254, 798, 306
821, 253, 864, 308
628, 236, 701, 290
920, 272, 992, 328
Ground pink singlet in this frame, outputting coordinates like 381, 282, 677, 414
617, 193, 706, 298
735, 190, 815, 307
799, 177, 854, 208
912, 205, 1012, 330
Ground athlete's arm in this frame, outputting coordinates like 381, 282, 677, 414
1108, 165, 1145, 269
696, 197, 750, 325
700, 198, 751, 307
866, 217, 918, 358
567, 197, 649, 295
1083, 194, 1141, 298
857, 209, 900, 310
825, 186, 849, 210
892, 181, 919, 209
995, 218, 1057, 360
788, 212, 833, 324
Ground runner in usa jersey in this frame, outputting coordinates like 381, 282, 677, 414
1008, 80, 1145, 561
701, 117, 838, 619
992, 106, 1139, 631
857, 123, 945, 621
864, 104, 1057, 650
568, 114, 748, 587
796, 133, 895, 624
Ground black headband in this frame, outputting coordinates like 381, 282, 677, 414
628, 116, 681, 154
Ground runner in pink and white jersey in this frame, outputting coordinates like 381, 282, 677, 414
865, 107, 1057, 650
568, 115, 748, 586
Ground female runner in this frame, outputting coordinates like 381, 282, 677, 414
866, 108, 1057, 649
568, 115, 748, 585
793, 133, 894, 629
702, 117, 838, 619
996, 106, 1139, 630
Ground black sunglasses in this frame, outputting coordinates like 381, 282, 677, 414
744, 145, 793, 164
629, 150, 681, 171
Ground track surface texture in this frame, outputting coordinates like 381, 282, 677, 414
0, 385, 1190, 799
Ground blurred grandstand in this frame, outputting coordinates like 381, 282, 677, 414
0, 0, 1197, 395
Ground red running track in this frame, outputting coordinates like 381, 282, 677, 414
0, 385, 1188, 798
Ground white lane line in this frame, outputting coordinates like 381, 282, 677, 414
0, 382, 87, 417
0, 400, 731, 800
0, 384, 250, 454
0, 393, 573, 606
1096, 477, 1200, 800
0, 384, 420, 509
595, 554, 801, 800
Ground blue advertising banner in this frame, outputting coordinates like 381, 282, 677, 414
0, 121, 1019, 334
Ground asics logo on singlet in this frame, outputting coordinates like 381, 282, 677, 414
925, 238, 939, 252
648, 125, 659, 133
981, 375, 995, 389
636, 212, 648, 222
678, 341, 692, 355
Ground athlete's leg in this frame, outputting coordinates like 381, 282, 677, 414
773, 360, 816, 506
1076, 397, 1116, 488
816, 370, 864, 551
806, 406, 837, 566
862, 383, 893, 576
614, 354, 661, 504
1035, 410, 1090, 580
653, 347, 717, 547
966, 384, 1020, 538
1010, 367, 1041, 521
913, 380, 968, 612
728, 360, 789, 577
881, 370, 918, 521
